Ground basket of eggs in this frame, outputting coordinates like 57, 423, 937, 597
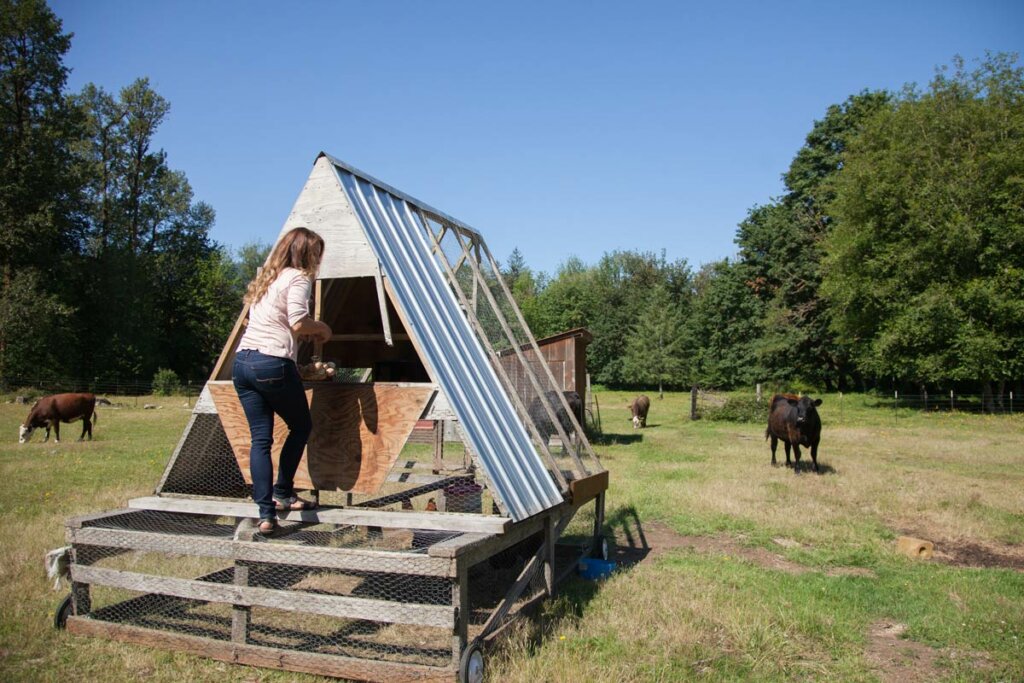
299, 357, 337, 381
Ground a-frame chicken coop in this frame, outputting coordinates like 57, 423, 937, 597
58, 153, 608, 683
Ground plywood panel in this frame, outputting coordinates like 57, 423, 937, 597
277, 156, 378, 279
209, 383, 433, 494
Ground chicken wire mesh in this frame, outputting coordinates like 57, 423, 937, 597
67, 506, 577, 672
70, 510, 465, 668
424, 214, 602, 484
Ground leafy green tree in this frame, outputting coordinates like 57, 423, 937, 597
235, 240, 271, 290
74, 78, 224, 381
735, 91, 892, 391
684, 260, 766, 388
0, 0, 84, 377
824, 54, 1024, 397
529, 250, 691, 385
622, 285, 688, 396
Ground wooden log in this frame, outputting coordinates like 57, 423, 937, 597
71, 565, 454, 628
127, 496, 510, 535
66, 617, 455, 682
896, 536, 934, 560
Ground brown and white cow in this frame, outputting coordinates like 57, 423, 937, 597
630, 395, 650, 429
765, 393, 822, 473
19, 393, 97, 443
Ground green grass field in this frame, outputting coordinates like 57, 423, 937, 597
0, 391, 1021, 681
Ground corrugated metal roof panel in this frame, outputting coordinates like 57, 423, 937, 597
331, 164, 564, 521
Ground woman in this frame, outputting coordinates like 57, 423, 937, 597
233, 227, 332, 534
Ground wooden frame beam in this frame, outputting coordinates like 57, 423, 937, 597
127, 496, 510, 535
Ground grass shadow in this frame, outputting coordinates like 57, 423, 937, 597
588, 432, 644, 446
777, 461, 838, 475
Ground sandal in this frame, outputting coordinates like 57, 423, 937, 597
257, 518, 278, 536
274, 494, 318, 511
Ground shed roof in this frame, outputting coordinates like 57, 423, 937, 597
325, 154, 566, 521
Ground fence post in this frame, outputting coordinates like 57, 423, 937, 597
690, 386, 698, 421
923, 388, 928, 411
1011, 391, 1014, 415
839, 391, 843, 423
894, 390, 898, 424
186, 380, 191, 408
950, 389, 955, 412
756, 383, 762, 403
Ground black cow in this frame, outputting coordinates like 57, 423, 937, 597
528, 390, 584, 443
766, 393, 822, 474
19, 392, 97, 443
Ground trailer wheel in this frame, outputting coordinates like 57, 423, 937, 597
54, 593, 73, 629
592, 534, 610, 561
459, 642, 485, 683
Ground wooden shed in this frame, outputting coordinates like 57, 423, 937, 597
532, 327, 592, 394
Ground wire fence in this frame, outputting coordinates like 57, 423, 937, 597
871, 390, 1017, 415
0, 375, 200, 402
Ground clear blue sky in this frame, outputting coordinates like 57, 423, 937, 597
51, 0, 1023, 276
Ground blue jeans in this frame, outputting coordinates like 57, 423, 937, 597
232, 349, 312, 520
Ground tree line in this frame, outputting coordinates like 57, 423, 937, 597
4, 2, 1021, 400
504, 53, 1023, 399
1, 0, 268, 385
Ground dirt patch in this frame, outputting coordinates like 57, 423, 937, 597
933, 539, 1024, 571
609, 522, 805, 574
608, 522, 877, 578
865, 621, 940, 683
898, 527, 1024, 571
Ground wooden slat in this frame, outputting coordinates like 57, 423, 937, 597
72, 565, 454, 628
65, 508, 136, 529
127, 496, 510, 535
374, 261, 395, 347
569, 470, 609, 508
68, 526, 455, 577
328, 333, 411, 342
66, 617, 455, 683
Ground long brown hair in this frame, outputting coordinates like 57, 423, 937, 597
244, 227, 324, 304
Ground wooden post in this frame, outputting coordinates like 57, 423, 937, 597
756, 383, 762, 403
70, 545, 94, 616
690, 386, 698, 421
433, 421, 447, 511
432, 420, 444, 473
950, 389, 955, 412
232, 562, 250, 643
313, 279, 324, 359
593, 491, 605, 552
543, 514, 556, 598
452, 562, 469, 667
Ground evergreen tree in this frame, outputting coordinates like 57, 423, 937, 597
622, 285, 687, 397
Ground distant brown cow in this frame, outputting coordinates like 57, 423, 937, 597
630, 395, 650, 429
766, 393, 822, 473
19, 393, 97, 443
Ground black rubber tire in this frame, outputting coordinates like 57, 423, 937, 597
54, 593, 73, 629
592, 534, 610, 561
459, 642, 485, 683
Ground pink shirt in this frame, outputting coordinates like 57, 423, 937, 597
238, 268, 312, 361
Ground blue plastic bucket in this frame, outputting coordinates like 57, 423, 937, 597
578, 558, 617, 580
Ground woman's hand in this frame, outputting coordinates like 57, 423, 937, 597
292, 317, 332, 343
